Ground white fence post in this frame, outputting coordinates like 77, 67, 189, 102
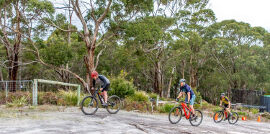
5, 82, 8, 98
33, 79, 38, 106
32, 79, 80, 106
77, 85, 81, 106
156, 96, 159, 107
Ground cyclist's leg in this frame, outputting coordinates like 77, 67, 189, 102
189, 95, 196, 115
102, 84, 110, 103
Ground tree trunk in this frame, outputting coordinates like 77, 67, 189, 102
154, 61, 162, 97
9, 2, 21, 92
167, 67, 175, 98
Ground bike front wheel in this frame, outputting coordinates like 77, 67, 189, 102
189, 109, 203, 126
213, 111, 224, 123
168, 106, 182, 124
81, 96, 98, 115
106, 95, 121, 114
228, 112, 239, 124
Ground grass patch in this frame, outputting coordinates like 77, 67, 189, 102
6, 96, 28, 107
158, 103, 175, 113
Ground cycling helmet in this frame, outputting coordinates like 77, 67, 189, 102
180, 79, 186, 83
221, 93, 225, 97
91, 71, 98, 78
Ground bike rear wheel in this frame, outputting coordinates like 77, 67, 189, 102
81, 96, 98, 115
213, 111, 224, 123
189, 109, 203, 126
168, 107, 182, 124
106, 95, 121, 114
228, 112, 239, 124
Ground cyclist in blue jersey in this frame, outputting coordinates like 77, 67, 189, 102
91, 71, 110, 106
176, 79, 196, 118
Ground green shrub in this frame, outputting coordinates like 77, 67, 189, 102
192, 88, 202, 103
109, 76, 135, 98
58, 90, 78, 106
128, 91, 149, 102
42, 92, 58, 105
148, 93, 158, 100
251, 108, 259, 114
262, 112, 270, 119
237, 111, 247, 116
6, 96, 28, 107
158, 103, 174, 113
194, 103, 200, 109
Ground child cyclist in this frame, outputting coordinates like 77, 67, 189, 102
91, 71, 110, 106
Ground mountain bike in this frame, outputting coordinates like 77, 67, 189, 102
169, 101, 203, 126
213, 106, 239, 124
81, 88, 121, 115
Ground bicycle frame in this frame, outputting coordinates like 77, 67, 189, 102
180, 102, 192, 119
92, 89, 105, 105
223, 107, 229, 118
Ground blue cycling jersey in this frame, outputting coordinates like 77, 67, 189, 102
180, 84, 195, 97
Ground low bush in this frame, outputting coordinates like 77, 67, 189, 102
128, 91, 149, 102
6, 96, 28, 107
251, 108, 259, 114
109, 76, 135, 98
42, 92, 58, 105
237, 111, 247, 116
261, 112, 270, 119
58, 90, 80, 106
123, 98, 151, 112
158, 103, 174, 113
148, 93, 158, 100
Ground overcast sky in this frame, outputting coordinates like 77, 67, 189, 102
209, 0, 270, 31
52, 0, 270, 32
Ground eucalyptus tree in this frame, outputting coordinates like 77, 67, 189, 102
203, 20, 269, 98
0, 0, 54, 91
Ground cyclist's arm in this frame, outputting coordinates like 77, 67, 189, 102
187, 92, 190, 102
177, 92, 183, 98
219, 100, 222, 106
92, 79, 96, 89
228, 101, 231, 109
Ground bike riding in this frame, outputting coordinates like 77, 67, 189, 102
168, 79, 203, 126
213, 93, 239, 124
81, 71, 121, 115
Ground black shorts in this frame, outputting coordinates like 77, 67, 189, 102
102, 84, 110, 92
224, 104, 229, 108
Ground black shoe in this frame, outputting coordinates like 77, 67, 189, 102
190, 114, 197, 120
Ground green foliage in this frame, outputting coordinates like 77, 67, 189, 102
127, 91, 149, 102
261, 112, 270, 119
148, 93, 158, 100
109, 74, 136, 98
158, 103, 175, 113
237, 111, 247, 116
58, 90, 79, 106
41, 43, 73, 66
251, 108, 259, 114
6, 96, 28, 107
192, 88, 202, 103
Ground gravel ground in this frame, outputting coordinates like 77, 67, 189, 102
0, 107, 269, 134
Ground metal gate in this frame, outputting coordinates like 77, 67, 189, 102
0, 80, 33, 97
